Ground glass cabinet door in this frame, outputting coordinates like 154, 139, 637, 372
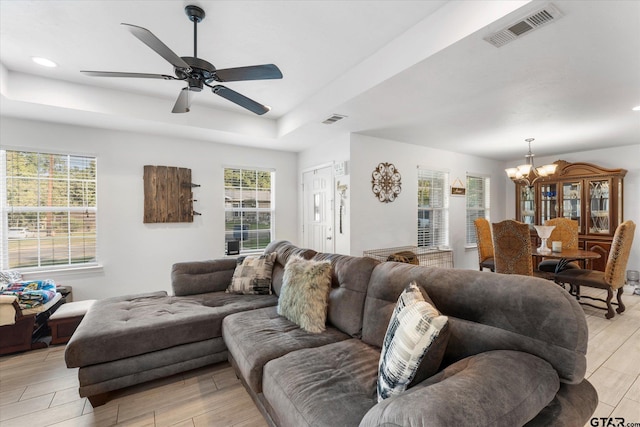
539, 183, 558, 224
588, 179, 611, 234
520, 185, 535, 225
561, 181, 582, 231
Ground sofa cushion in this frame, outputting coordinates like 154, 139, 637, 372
171, 259, 238, 296
223, 306, 350, 393
277, 256, 332, 333
65, 291, 277, 367
378, 282, 449, 402
227, 252, 277, 295
362, 262, 588, 384
524, 381, 599, 427
264, 240, 318, 296
313, 252, 380, 337
360, 350, 560, 427
262, 339, 379, 427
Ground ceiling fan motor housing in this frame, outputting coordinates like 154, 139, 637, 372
177, 57, 217, 90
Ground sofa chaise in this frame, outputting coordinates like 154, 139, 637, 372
65, 240, 597, 426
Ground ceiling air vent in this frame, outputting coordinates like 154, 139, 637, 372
484, 3, 563, 48
322, 114, 347, 125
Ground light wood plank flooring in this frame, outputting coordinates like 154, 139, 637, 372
1, 287, 639, 427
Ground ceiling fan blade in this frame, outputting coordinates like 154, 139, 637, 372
212, 85, 270, 115
81, 71, 177, 80
122, 23, 191, 71
172, 88, 193, 113
214, 64, 283, 82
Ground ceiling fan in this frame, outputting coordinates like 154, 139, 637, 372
81, 5, 282, 115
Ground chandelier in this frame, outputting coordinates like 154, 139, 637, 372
505, 138, 558, 186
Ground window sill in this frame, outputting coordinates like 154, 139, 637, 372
20, 264, 104, 281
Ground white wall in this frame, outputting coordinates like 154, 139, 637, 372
349, 134, 507, 269
1, 117, 298, 301
297, 132, 351, 255
504, 144, 640, 273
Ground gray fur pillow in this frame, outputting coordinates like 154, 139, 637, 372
277, 256, 332, 333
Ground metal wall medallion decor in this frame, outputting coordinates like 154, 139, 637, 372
371, 162, 402, 203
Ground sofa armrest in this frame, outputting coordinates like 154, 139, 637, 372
171, 258, 238, 296
359, 350, 560, 427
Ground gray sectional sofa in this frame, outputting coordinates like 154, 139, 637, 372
65, 240, 597, 426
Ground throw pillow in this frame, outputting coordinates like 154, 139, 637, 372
277, 256, 332, 333
377, 281, 449, 402
226, 252, 277, 295
0, 270, 22, 291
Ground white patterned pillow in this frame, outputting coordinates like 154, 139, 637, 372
0, 270, 22, 290
377, 281, 449, 402
226, 252, 277, 295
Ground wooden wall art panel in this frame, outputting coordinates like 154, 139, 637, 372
143, 165, 198, 223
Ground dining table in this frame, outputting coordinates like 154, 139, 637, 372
531, 248, 601, 273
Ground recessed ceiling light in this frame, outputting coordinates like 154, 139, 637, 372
31, 57, 57, 68
632, 105, 640, 111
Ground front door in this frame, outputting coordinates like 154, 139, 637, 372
302, 166, 334, 253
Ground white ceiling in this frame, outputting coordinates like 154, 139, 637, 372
1, 0, 639, 160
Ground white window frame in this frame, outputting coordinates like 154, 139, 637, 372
1, 149, 98, 271
466, 174, 491, 246
417, 167, 449, 248
224, 167, 275, 253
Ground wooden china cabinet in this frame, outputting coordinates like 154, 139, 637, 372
514, 160, 626, 271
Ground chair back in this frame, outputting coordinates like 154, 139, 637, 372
474, 218, 494, 267
492, 220, 533, 276
545, 218, 579, 250
604, 220, 636, 289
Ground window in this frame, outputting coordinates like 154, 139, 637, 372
1, 150, 97, 269
466, 174, 491, 245
224, 167, 274, 252
417, 168, 449, 248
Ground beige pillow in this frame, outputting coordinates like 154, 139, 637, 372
227, 252, 277, 295
277, 256, 332, 333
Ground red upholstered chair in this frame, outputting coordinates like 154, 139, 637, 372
474, 218, 495, 272
492, 220, 533, 276
555, 220, 636, 319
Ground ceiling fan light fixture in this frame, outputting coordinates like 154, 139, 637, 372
32, 56, 57, 68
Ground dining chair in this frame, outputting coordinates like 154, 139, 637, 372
537, 218, 580, 273
474, 218, 495, 272
555, 220, 636, 319
492, 220, 533, 276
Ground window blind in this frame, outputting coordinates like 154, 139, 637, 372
224, 167, 274, 252
417, 168, 449, 248
466, 174, 491, 245
1, 150, 98, 269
